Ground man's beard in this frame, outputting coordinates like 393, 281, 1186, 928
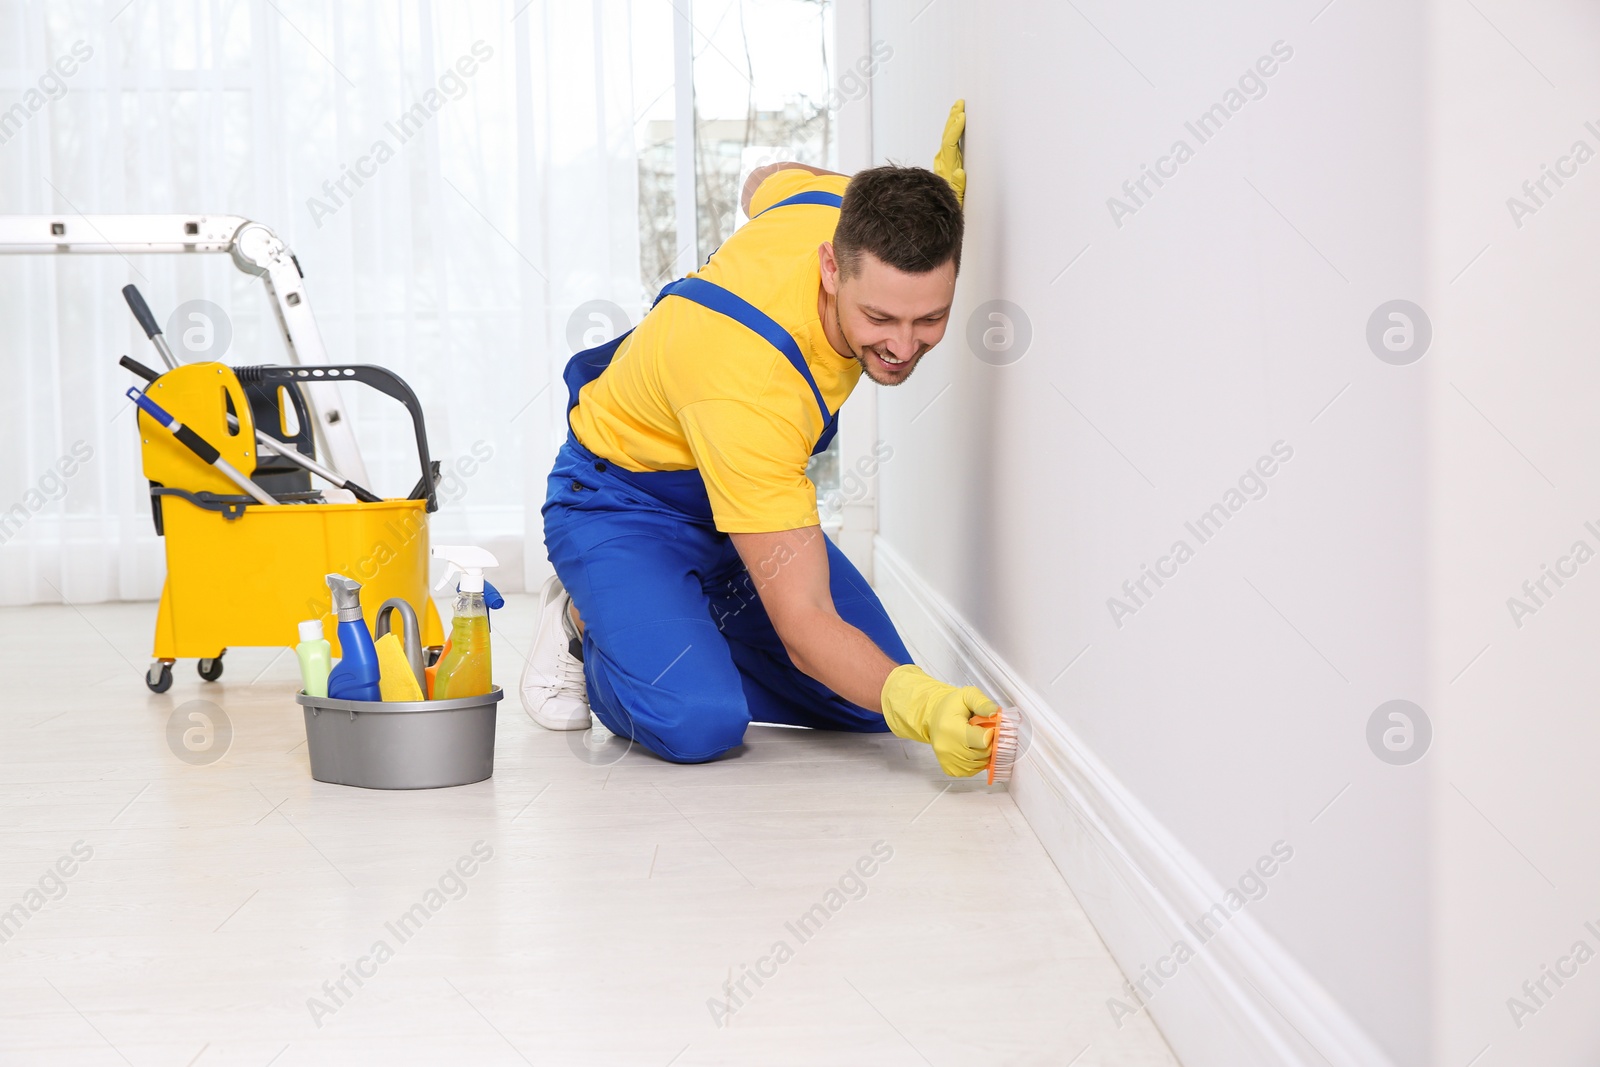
837, 303, 923, 385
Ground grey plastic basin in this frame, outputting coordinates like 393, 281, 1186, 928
295, 686, 503, 789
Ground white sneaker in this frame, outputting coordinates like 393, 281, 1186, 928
521, 575, 591, 731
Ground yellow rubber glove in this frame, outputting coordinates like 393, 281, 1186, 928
932, 99, 966, 206
881, 664, 996, 777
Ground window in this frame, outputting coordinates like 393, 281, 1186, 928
631, 0, 840, 513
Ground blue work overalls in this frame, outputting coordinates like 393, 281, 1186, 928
542, 191, 914, 763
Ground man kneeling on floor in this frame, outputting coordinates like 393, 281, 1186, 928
521, 103, 1000, 777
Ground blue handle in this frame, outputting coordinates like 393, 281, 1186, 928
127, 385, 222, 466
126, 387, 174, 428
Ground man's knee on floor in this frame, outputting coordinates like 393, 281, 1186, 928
653, 704, 750, 763
586, 647, 753, 763
593, 681, 750, 763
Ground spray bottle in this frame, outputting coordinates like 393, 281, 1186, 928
425, 579, 503, 698
431, 546, 499, 699
326, 574, 381, 702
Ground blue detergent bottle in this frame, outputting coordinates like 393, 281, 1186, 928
325, 573, 381, 702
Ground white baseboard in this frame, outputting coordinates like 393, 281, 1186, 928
872, 540, 1396, 1067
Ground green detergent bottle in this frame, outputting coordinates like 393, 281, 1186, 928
296, 619, 333, 698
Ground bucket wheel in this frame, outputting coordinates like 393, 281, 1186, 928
146, 659, 175, 693
198, 650, 226, 682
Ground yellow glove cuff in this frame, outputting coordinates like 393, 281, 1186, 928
880, 664, 937, 743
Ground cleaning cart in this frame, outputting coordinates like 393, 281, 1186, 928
133, 359, 444, 692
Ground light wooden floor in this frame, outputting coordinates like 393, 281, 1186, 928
0, 595, 1180, 1067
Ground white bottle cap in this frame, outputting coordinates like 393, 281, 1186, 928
298, 619, 324, 643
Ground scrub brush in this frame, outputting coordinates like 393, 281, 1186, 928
970, 707, 1023, 785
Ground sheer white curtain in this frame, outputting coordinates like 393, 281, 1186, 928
0, 0, 641, 605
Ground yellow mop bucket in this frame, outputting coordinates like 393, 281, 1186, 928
134, 361, 444, 691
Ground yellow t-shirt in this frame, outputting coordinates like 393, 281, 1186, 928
568, 170, 861, 533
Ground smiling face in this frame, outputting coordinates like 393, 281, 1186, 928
819, 242, 957, 386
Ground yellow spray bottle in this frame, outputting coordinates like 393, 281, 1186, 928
430, 545, 498, 699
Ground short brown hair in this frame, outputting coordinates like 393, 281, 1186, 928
833, 165, 963, 279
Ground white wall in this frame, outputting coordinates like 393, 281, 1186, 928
866, 0, 1433, 1062
1429, 0, 1600, 1064
867, 1, 1600, 1063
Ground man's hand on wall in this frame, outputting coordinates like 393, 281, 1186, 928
932, 99, 966, 206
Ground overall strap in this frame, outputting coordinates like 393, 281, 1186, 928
752, 189, 844, 217
656, 276, 833, 434
563, 328, 633, 412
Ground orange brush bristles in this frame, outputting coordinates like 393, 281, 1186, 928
971, 709, 1021, 785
